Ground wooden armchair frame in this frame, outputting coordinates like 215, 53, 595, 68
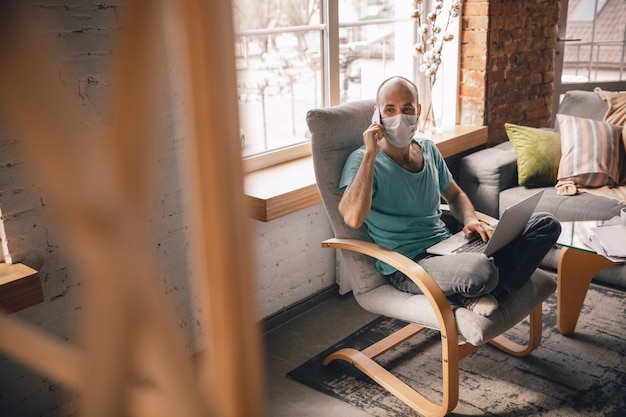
319, 205, 543, 416
321, 237, 543, 417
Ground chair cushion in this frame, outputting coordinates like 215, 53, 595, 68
505, 123, 561, 187
354, 268, 556, 346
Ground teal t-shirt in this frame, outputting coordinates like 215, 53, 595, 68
339, 138, 453, 275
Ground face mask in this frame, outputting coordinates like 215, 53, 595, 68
382, 114, 417, 148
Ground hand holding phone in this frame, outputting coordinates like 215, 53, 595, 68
371, 108, 382, 124
369, 108, 383, 143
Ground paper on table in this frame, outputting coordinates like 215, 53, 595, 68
591, 224, 626, 258
589, 234, 626, 262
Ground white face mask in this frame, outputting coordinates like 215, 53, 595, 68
382, 114, 417, 148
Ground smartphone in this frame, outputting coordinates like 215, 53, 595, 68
372, 108, 382, 124
371, 108, 382, 142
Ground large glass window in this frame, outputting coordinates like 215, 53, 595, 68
233, 0, 323, 157
338, 2, 415, 104
561, 0, 625, 83
233, 0, 455, 163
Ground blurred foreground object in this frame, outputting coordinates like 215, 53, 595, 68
0, 1, 264, 416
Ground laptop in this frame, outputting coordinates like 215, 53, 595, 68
426, 190, 544, 256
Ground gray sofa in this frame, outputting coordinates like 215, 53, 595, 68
459, 90, 626, 289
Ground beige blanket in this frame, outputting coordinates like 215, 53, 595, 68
595, 87, 626, 127
556, 88, 626, 202
556, 180, 626, 204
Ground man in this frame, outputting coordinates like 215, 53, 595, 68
339, 76, 560, 316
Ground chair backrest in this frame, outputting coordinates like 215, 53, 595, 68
307, 99, 389, 295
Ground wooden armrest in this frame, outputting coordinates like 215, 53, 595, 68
440, 204, 497, 225
321, 238, 457, 336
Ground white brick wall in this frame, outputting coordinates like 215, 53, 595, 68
252, 204, 336, 320
0, 2, 337, 415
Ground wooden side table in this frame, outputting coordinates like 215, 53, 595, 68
556, 220, 624, 335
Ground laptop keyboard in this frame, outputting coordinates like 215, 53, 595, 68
453, 237, 487, 254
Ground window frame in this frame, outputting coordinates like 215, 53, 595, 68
237, 0, 460, 172
0, 208, 11, 264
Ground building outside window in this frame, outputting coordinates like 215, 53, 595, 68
562, 0, 625, 84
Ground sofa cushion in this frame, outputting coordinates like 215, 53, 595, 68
500, 185, 624, 221
557, 114, 622, 188
553, 90, 608, 130
505, 123, 561, 187
458, 141, 518, 218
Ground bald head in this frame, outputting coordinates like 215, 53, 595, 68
376, 76, 419, 107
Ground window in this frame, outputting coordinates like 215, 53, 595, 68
233, 0, 457, 169
0, 208, 11, 264
562, 0, 625, 83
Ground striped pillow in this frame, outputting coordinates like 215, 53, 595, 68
556, 114, 622, 188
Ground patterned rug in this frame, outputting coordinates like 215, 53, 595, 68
287, 284, 626, 416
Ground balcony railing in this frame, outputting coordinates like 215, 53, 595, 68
563, 39, 626, 82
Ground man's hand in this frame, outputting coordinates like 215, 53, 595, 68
463, 221, 494, 242
362, 122, 383, 153
339, 122, 381, 229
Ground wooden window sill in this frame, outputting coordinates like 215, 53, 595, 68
244, 125, 487, 222
0, 262, 43, 314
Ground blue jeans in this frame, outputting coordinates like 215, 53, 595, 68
387, 212, 561, 297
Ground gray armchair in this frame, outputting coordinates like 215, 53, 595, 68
307, 99, 557, 416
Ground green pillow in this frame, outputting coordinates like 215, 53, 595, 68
504, 123, 561, 187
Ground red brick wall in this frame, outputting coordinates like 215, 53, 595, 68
460, 0, 559, 145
